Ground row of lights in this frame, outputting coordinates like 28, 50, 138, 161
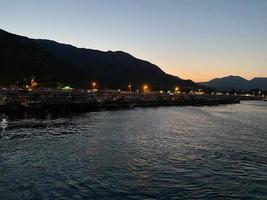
90, 82, 180, 93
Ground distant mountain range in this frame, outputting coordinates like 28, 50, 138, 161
0, 28, 197, 90
200, 75, 267, 90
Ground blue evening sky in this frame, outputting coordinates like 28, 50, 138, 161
0, 0, 266, 81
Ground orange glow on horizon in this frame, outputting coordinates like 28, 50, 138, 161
152, 57, 267, 83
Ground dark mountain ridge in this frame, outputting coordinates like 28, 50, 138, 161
201, 75, 267, 90
0, 28, 197, 90
0, 29, 80, 87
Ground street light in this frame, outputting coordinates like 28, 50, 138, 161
174, 86, 180, 93
92, 82, 96, 90
128, 84, 132, 92
143, 84, 148, 93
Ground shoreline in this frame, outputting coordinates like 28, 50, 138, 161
0, 89, 248, 114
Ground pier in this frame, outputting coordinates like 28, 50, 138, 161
0, 89, 243, 114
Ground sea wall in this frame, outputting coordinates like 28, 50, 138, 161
0, 90, 242, 113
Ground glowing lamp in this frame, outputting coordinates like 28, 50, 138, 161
143, 84, 148, 92
92, 82, 97, 90
174, 86, 180, 93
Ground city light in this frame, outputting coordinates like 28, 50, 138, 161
62, 86, 71, 90
143, 84, 149, 93
31, 78, 38, 88
128, 84, 132, 92
92, 82, 97, 90
174, 86, 180, 93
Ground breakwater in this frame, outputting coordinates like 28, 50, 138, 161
0, 89, 240, 113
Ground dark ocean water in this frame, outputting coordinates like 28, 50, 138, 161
0, 101, 267, 200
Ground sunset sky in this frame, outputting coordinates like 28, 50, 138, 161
0, 0, 266, 82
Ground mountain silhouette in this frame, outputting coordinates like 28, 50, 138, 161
201, 75, 267, 90
0, 28, 197, 90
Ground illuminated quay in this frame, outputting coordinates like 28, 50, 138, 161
0, 87, 243, 113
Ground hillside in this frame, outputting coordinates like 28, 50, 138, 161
0, 29, 77, 87
0, 28, 198, 90
201, 75, 267, 90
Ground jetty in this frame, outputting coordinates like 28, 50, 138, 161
0, 88, 243, 113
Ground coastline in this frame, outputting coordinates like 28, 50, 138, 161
0, 89, 248, 114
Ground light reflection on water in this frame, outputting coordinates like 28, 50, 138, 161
0, 101, 267, 199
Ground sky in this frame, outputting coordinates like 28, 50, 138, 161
0, 0, 266, 82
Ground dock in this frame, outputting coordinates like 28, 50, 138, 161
0, 89, 243, 113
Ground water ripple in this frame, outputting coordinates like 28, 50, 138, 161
0, 101, 267, 199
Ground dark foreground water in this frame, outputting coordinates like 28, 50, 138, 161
0, 101, 267, 200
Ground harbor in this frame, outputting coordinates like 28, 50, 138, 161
0, 88, 245, 114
